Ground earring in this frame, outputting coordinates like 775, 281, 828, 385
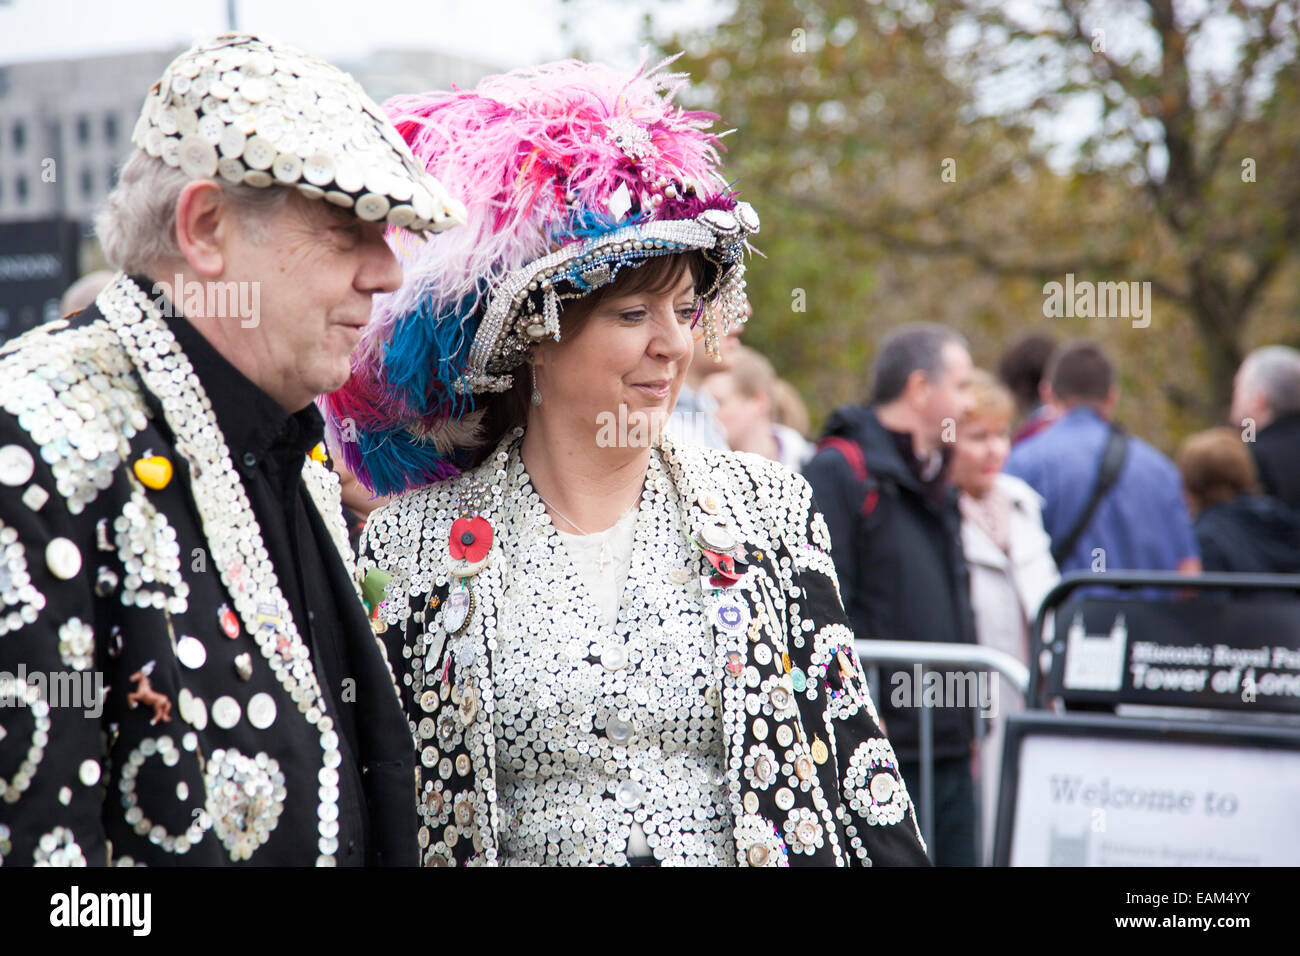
530, 358, 542, 406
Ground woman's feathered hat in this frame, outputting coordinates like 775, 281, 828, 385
322, 58, 758, 496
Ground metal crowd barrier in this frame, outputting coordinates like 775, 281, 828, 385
853, 640, 1030, 863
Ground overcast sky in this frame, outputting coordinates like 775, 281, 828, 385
0, 0, 714, 70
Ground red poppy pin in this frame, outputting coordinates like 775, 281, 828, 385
701, 549, 743, 588
448, 515, 493, 575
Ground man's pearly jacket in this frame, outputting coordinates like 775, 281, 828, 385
0, 274, 416, 866
359, 430, 930, 866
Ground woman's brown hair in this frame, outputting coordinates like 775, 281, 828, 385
469, 250, 708, 465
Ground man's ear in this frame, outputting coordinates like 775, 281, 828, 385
174, 180, 229, 279
904, 367, 930, 407
1103, 385, 1119, 418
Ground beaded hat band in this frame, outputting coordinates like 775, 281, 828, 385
465, 203, 758, 392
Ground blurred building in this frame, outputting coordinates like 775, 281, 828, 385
0, 45, 499, 225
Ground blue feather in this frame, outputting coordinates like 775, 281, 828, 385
382, 289, 482, 418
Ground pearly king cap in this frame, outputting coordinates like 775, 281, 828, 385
132, 32, 466, 233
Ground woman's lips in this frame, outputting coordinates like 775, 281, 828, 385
633, 381, 671, 398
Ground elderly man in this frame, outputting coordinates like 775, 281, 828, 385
1230, 345, 1300, 512
0, 33, 462, 866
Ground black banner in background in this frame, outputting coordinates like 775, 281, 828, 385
1045, 596, 1300, 713
0, 218, 81, 341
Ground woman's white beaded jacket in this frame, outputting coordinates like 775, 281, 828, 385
360, 429, 931, 866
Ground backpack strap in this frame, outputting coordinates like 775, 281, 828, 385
817, 435, 880, 518
1051, 423, 1128, 566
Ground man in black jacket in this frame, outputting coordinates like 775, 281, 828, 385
0, 33, 463, 866
804, 323, 978, 865
1230, 345, 1300, 511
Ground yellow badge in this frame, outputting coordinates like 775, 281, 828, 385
811, 735, 829, 765
309, 443, 328, 463
132, 455, 173, 490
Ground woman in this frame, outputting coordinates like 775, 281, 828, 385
1176, 427, 1300, 574
705, 345, 816, 473
325, 60, 928, 867
950, 370, 1058, 864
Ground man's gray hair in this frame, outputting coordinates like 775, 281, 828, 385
869, 323, 969, 404
95, 151, 291, 275
1241, 345, 1300, 417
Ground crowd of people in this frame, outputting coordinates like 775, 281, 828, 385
5, 28, 1297, 870
655, 323, 1300, 865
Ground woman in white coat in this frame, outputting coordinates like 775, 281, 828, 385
951, 370, 1059, 864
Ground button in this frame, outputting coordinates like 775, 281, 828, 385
303, 152, 335, 186
746, 844, 769, 866
775, 724, 794, 748
175, 635, 206, 669
743, 791, 759, 814
272, 152, 304, 183
242, 135, 275, 170
790, 667, 807, 692
774, 787, 795, 811
751, 717, 768, 740
754, 755, 774, 784
211, 695, 240, 729
600, 644, 627, 671
45, 537, 82, 579
666, 568, 692, 586
0, 445, 35, 486
420, 690, 438, 713
698, 523, 736, 552
698, 491, 721, 514
606, 716, 636, 746
421, 746, 437, 768
21, 485, 49, 512
248, 692, 276, 729
187, 697, 209, 733
178, 135, 219, 178
455, 754, 470, 776
770, 687, 791, 711
242, 169, 273, 188
753, 643, 772, 667
615, 780, 644, 809
386, 204, 415, 228
794, 756, 815, 781
458, 686, 477, 724
78, 759, 101, 786
234, 652, 253, 681
870, 772, 897, 803
355, 193, 390, 221
797, 820, 818, 846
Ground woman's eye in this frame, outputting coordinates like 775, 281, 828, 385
619, 310, 647, 322
676, 305, 697, 322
